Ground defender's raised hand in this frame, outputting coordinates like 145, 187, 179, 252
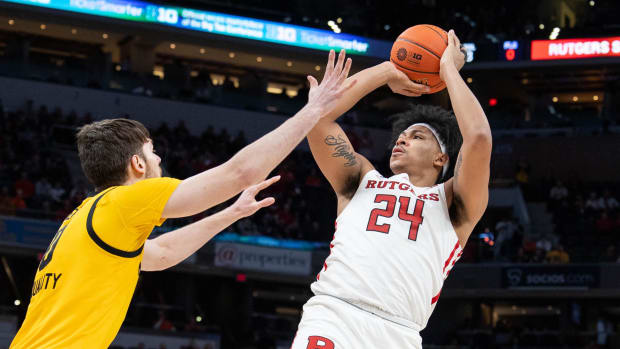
307, 49, 357, 117
231, 175, 280, 218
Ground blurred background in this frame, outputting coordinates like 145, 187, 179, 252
0, 0, 619, 348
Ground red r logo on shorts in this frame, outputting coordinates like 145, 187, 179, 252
306, 336, 335, 349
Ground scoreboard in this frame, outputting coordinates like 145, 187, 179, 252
1, 0, 390, 57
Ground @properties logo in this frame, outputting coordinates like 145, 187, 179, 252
216, 245, 238, 266
397, 48, 407, 61
506, 268, 523, 286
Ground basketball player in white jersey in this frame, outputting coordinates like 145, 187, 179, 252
291, 30, 491, 348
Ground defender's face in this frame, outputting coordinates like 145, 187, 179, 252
142, 140, 162, 178
389, 125, 442, 175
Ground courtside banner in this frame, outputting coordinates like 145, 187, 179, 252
503, 266, 600, 289
531, 37, 620, 60
214, 242, 312, 275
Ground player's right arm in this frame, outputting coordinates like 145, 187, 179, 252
161, 50, 355, 219
307, 62, 429, 206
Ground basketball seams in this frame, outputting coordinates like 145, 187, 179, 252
390, 58, 439, 75
395, 37, 441, 59
423, 25, 448, 45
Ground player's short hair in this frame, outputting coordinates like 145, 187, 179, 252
390, 104, 463, 184
76, 118, 150, 190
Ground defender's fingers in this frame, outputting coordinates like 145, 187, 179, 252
332, 49, 346, 79
337, 58, 353, 85
255, 197, 276, 208
307, 75, 319, 89
323, 50, 336, 80
255, 175, 281, 192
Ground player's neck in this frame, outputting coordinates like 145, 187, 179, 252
405, 169, 438, 188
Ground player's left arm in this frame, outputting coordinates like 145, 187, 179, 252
441, 30, 492, 247
141, 176, 278, 271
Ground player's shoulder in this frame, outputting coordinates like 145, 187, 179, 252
106, 177, 181, 206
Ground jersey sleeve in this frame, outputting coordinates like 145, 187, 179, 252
109, 177, 181, 231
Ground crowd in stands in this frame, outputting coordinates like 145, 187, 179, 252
1, 99, 619, 265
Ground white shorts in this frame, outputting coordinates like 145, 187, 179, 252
291, 295, 423, 349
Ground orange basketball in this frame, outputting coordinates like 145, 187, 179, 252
390, 24, 448, 93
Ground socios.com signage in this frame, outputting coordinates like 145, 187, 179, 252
503, 266, 600, 288
1, 0, 391, 57
531, 37, 620, 60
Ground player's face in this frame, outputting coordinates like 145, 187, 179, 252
142, 140, 162, 178
389, 125, 442, 176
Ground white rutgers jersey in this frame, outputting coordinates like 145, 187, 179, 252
311, 170, 463, 330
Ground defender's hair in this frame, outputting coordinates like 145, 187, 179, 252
76, 118, 150, 191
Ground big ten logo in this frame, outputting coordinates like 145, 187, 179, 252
215, 245, 238, 266
407, 52, 423, 64
413, 78, 429, 86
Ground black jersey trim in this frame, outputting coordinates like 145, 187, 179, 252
86, 188, 144, 258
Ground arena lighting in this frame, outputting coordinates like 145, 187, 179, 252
169, 43, 175, 49
195, 316, 202, 322
593, 95, 599, 101
572, 96, 578, 102
552, 96, 558, 102
40, 23, 46, 30
531, 36, 620, 60
315, 65, 321, 71
337, 17, 342, 24
539, 23, 545, 30
228, 52, 235, 58
235, 273, 247, 282
71, 28, 77, 34
8, 19, 14, 25
0, 0, 386, 56
589, 0, 595, 6
466, 77, 473, 83
102, 33, 108, 39
199, 48, 205, 54
489, 98, 498, 106
256, 56, 262, 62
14, 299, 21, 306
286, 61, 293, 67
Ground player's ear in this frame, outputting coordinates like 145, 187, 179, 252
434, 153, 449, 167
129, 154, 146, 176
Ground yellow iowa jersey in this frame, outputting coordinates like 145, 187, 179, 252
11, 177, 181, 349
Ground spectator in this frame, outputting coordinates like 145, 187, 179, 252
549, 180, 569, 201
585, 192, 603, 211
49, 182, 66, 202
601, 190, 619, 211
153, 311, 176, 332
546, 244, 570, 264
14, 172, 35, 200
11, 188, 27, 211
595, 211, 615, 233
35, 177, 53, 199
494, 217, 518, 259
0, 186, 15, 215
535, 234, 553, 253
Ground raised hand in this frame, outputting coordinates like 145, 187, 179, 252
439, 29, 466, 81
306, 49, 357, 117
385, 62, 431, 97
231, 176, 280, 218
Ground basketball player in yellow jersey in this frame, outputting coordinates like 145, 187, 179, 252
11, 49, 360, 349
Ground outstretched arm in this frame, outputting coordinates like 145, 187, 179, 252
141, 176, 279, 271
162, 50, 355, 219
441, 30, 492, 246
307, 61, 429, 202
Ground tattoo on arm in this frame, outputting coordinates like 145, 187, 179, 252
325, 134, 357, 167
